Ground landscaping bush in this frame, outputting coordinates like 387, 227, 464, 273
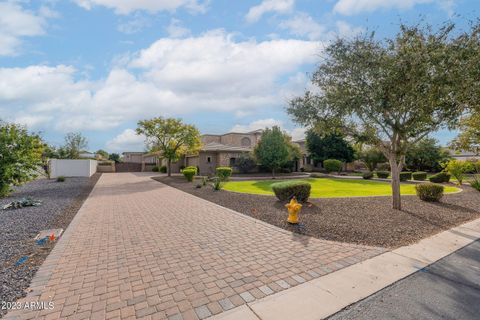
211, 177, 224, 190
399, 172, 412, 181
56, 176, 65, 182
429, 172, 451, 183
323, 159, 343, 173
182, 169, 196, 182
376, 171, 390, 179
415, 183, 444, 202
271, 181, 311, 202
471, 178, 480, 192
184, 166, 198, 174
151, 166, 159, 172
216, 167, 233, 181
412, 171, 427, 181
471, 176, 480, 192
362, 171, 374, 179
445, 160, 466, 185
159, 166, 167, 173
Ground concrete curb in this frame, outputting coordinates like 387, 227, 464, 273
208, 217, 480, 320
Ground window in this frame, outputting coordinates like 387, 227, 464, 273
207, 156, 211, 163
241, 137, 251, 147
229, 158, 236, 166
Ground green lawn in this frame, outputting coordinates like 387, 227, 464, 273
223, 178, 460, 198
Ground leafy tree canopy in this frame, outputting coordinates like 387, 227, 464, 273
108, 153, 120, 162
450, 113, 480, 154
96, 149, 109, 159
287, 22, 480, 209
306, 130, 355, 165
254, 126, 297, 177
136, 117, 201, 176
406, 138, 451, 172
357, 146, 387, 172
0, 121, 44, 197
63, 132, 88, 159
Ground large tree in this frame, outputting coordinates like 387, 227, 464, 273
136, 117, 201, 176
254, 126, 299, 177
0, 121, 44, 197
63, 132, 88, 159
406, 138, 451, 172
358, 147, 387, 172
450, 113, 480, 154
288, 23, 479, 210
306, 130, 355, 165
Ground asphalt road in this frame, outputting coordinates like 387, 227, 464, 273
329, 240, 480, 320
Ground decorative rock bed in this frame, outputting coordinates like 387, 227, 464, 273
0, 174, 100, 317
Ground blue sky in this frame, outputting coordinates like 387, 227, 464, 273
0, 0, 478, 152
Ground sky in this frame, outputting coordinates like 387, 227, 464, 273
0, 0, 478, 153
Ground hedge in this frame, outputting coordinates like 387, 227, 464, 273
362, 171, 374, 179
412, 171, 427, 181
415, 183, 444, 202
271, 181, 311, 202
376, 171, 390, 179
399, 172, 412, 181
216, 167, 233, 181
183, 169, 196, 182
323, 159, 343, 173
429, 172, 451, 183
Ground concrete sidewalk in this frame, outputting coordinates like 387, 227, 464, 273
329, 240, 480, 320
209, 217, 480, 320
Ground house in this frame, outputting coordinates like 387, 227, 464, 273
448, 150, 480, 161
140, 130, 308, 174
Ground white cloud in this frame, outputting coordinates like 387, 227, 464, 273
279, 13, 326, 40
333, 0, 434, 15
117, 14, 152, 34
106, 128, 146, 152
246, 0, 295, 23
74, 0, 208, 15
0, 31, 319, 134
166, 19, 191, 38
0, 2, 53, 56
231, 118, 306, 141
334, 21, 364, 38
231, 118, 284, 132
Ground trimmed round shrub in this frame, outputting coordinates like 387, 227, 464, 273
399, 172, 412, 181
362, 171, 374, 179
184, 166, 198, 175
159, 166, 167, 173
429, 172, 451, 183
271, 181, 311, 202
415, 183, 444, 202
182, 169, 196, 182
412, 171, 427, 181
56, 176, 65, 182
152, 166, 159, 172
323, 159, 343, 173
216, 166, 233, 181
376, 171, 390, 179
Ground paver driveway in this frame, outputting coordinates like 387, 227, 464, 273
6, 173, 383, 320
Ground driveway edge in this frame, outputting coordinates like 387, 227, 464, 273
208, 216, 480, 320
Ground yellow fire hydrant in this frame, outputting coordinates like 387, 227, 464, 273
285, 197, 302, 224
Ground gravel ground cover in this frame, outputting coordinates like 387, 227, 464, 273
0, 174, 100, 318
154, 176, 480, 249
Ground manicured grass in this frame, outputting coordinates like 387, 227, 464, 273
223, 178, 460, 198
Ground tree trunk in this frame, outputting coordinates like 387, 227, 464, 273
167, 159, 172, 177
272, 168, 275, 179
389, 157, 402, 210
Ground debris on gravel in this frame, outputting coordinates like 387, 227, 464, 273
0, 174, 100, 318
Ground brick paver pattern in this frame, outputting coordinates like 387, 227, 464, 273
6, 173, 384, 320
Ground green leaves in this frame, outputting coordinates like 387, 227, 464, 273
136, 117, 201, 175
253, 126, 293, 176
0, 122, 44, 197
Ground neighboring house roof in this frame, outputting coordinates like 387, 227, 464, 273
201, 142, 252, 152
122, 151, 146, 155
449, 150, 480, 158
202, 129, 263, 137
